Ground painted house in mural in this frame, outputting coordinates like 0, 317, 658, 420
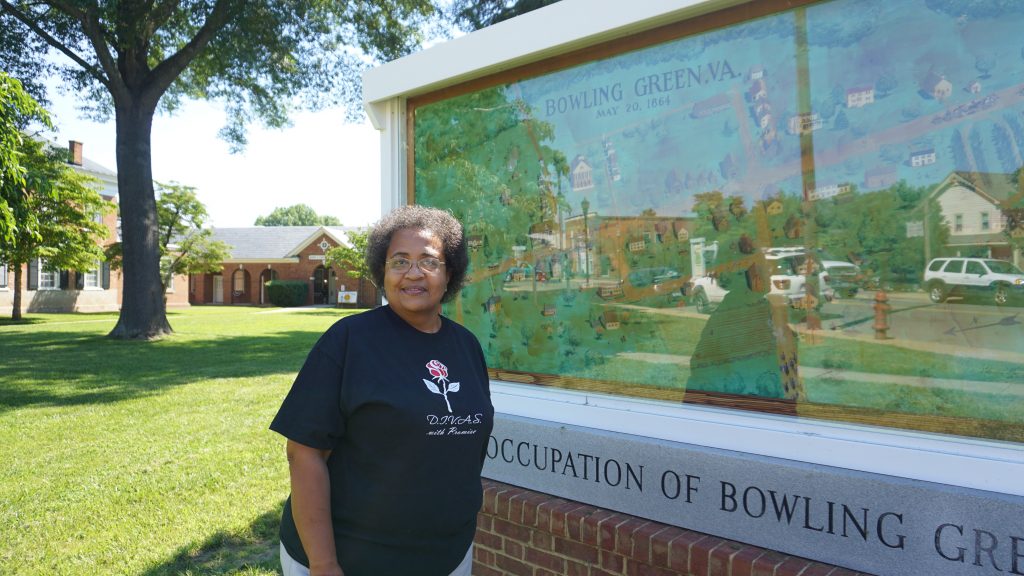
806, 182, 852, 201
569, 155, 594, 191
910, 148, 937, 167
864, 164, 899, 189
787, 112, 822, 134
188, 226, 376, 306
920, 71, 953, 100
845, 85, 875, 108
929, 171, 1023, 266
0, 140, 188, 315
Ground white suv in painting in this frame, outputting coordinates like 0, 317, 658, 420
686, 248, 833, 313
923, 257, 1024, 305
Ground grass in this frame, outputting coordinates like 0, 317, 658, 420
2, 304, 1021, 574
0, 306, 361, 576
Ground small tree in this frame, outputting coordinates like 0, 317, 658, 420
0, 136, 111, 320
325, 228, 370, 304
0, 72, 51, 242
254, 204, 341, 226
106, 182, 230, 295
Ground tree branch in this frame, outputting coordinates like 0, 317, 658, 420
69, 2, 130, 102
144, 0, 239, 102
162, 206, 181, 249
0, 0, 110, 89
148, 0, 181, 33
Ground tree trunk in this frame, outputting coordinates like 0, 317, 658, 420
108, 100, 172, 339
12, 264, 22, 321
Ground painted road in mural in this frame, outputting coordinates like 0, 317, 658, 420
414, 0, 1024, 442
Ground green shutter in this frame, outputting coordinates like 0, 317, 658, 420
27, 260, 38, 290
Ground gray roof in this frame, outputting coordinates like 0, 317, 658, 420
210, 226, 353, 260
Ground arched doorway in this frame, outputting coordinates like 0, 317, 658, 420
212, 274, 224, 304
231, 268, 251, 304
259, 269, 278, 305
313, 265, 329, 304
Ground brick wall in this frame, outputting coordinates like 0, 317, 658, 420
474, 479, 873, 576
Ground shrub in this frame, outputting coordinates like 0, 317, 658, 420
265, 280, 308, 307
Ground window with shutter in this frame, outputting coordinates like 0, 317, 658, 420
38, 260, 60, 290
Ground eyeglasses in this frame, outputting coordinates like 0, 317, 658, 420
386, 256, 446, 274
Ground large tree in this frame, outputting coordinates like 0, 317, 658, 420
0, 0, 436, 338
255, 203, 341, 226
106, 181, 230, 295
0, 135, 111, 320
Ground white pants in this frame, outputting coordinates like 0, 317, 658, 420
279, 541, 473, 576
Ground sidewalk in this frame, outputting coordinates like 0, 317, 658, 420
791, 323, 1024, 365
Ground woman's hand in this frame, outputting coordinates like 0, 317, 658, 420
308, 559, 345, 576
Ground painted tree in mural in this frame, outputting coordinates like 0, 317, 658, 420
0, 0, 436, 338
415, 86, 561, 268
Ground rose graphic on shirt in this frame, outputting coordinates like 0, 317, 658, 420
423, 360, 460, 413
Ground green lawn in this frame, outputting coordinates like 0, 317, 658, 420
0, 307, 361, 576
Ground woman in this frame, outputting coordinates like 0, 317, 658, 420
271, 205, 493, 576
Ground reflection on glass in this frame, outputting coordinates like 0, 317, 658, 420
413, 0, 1024, 442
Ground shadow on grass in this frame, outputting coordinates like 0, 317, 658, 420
140, 503, 284, 576
0, 317, 47, 326
0, 328, 324, 414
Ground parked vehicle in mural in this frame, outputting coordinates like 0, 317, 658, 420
821, 260, 862, 298
924, 257, 1024, 305
685, 248, 834, 313
627, 266, 681, 288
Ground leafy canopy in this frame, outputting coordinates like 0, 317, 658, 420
0, 72, 52, 242
0, 0, 439, 148
325, 228, 370, 280
0, 135, 112, 319
255, 204, 341, 227
450, 0, 562, 31
0, 0, 439, 338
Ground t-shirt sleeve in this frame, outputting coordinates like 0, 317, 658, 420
269, 329, 346, 450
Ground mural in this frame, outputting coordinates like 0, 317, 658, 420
412, 0, 1024, 442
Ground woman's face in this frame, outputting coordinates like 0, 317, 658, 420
384, 227, 451, 324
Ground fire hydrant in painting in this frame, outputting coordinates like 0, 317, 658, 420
873, 290, 891, 340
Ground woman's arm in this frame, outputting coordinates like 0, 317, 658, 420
286, 440, 344, 576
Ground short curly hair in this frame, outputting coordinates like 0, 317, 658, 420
366, 205, 468, 304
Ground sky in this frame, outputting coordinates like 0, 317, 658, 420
40, 81, 384, 229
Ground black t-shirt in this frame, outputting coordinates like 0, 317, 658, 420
270, 305, 494, 576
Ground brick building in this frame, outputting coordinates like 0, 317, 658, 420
0, 140, 188, 315
188, 226, 376, 307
